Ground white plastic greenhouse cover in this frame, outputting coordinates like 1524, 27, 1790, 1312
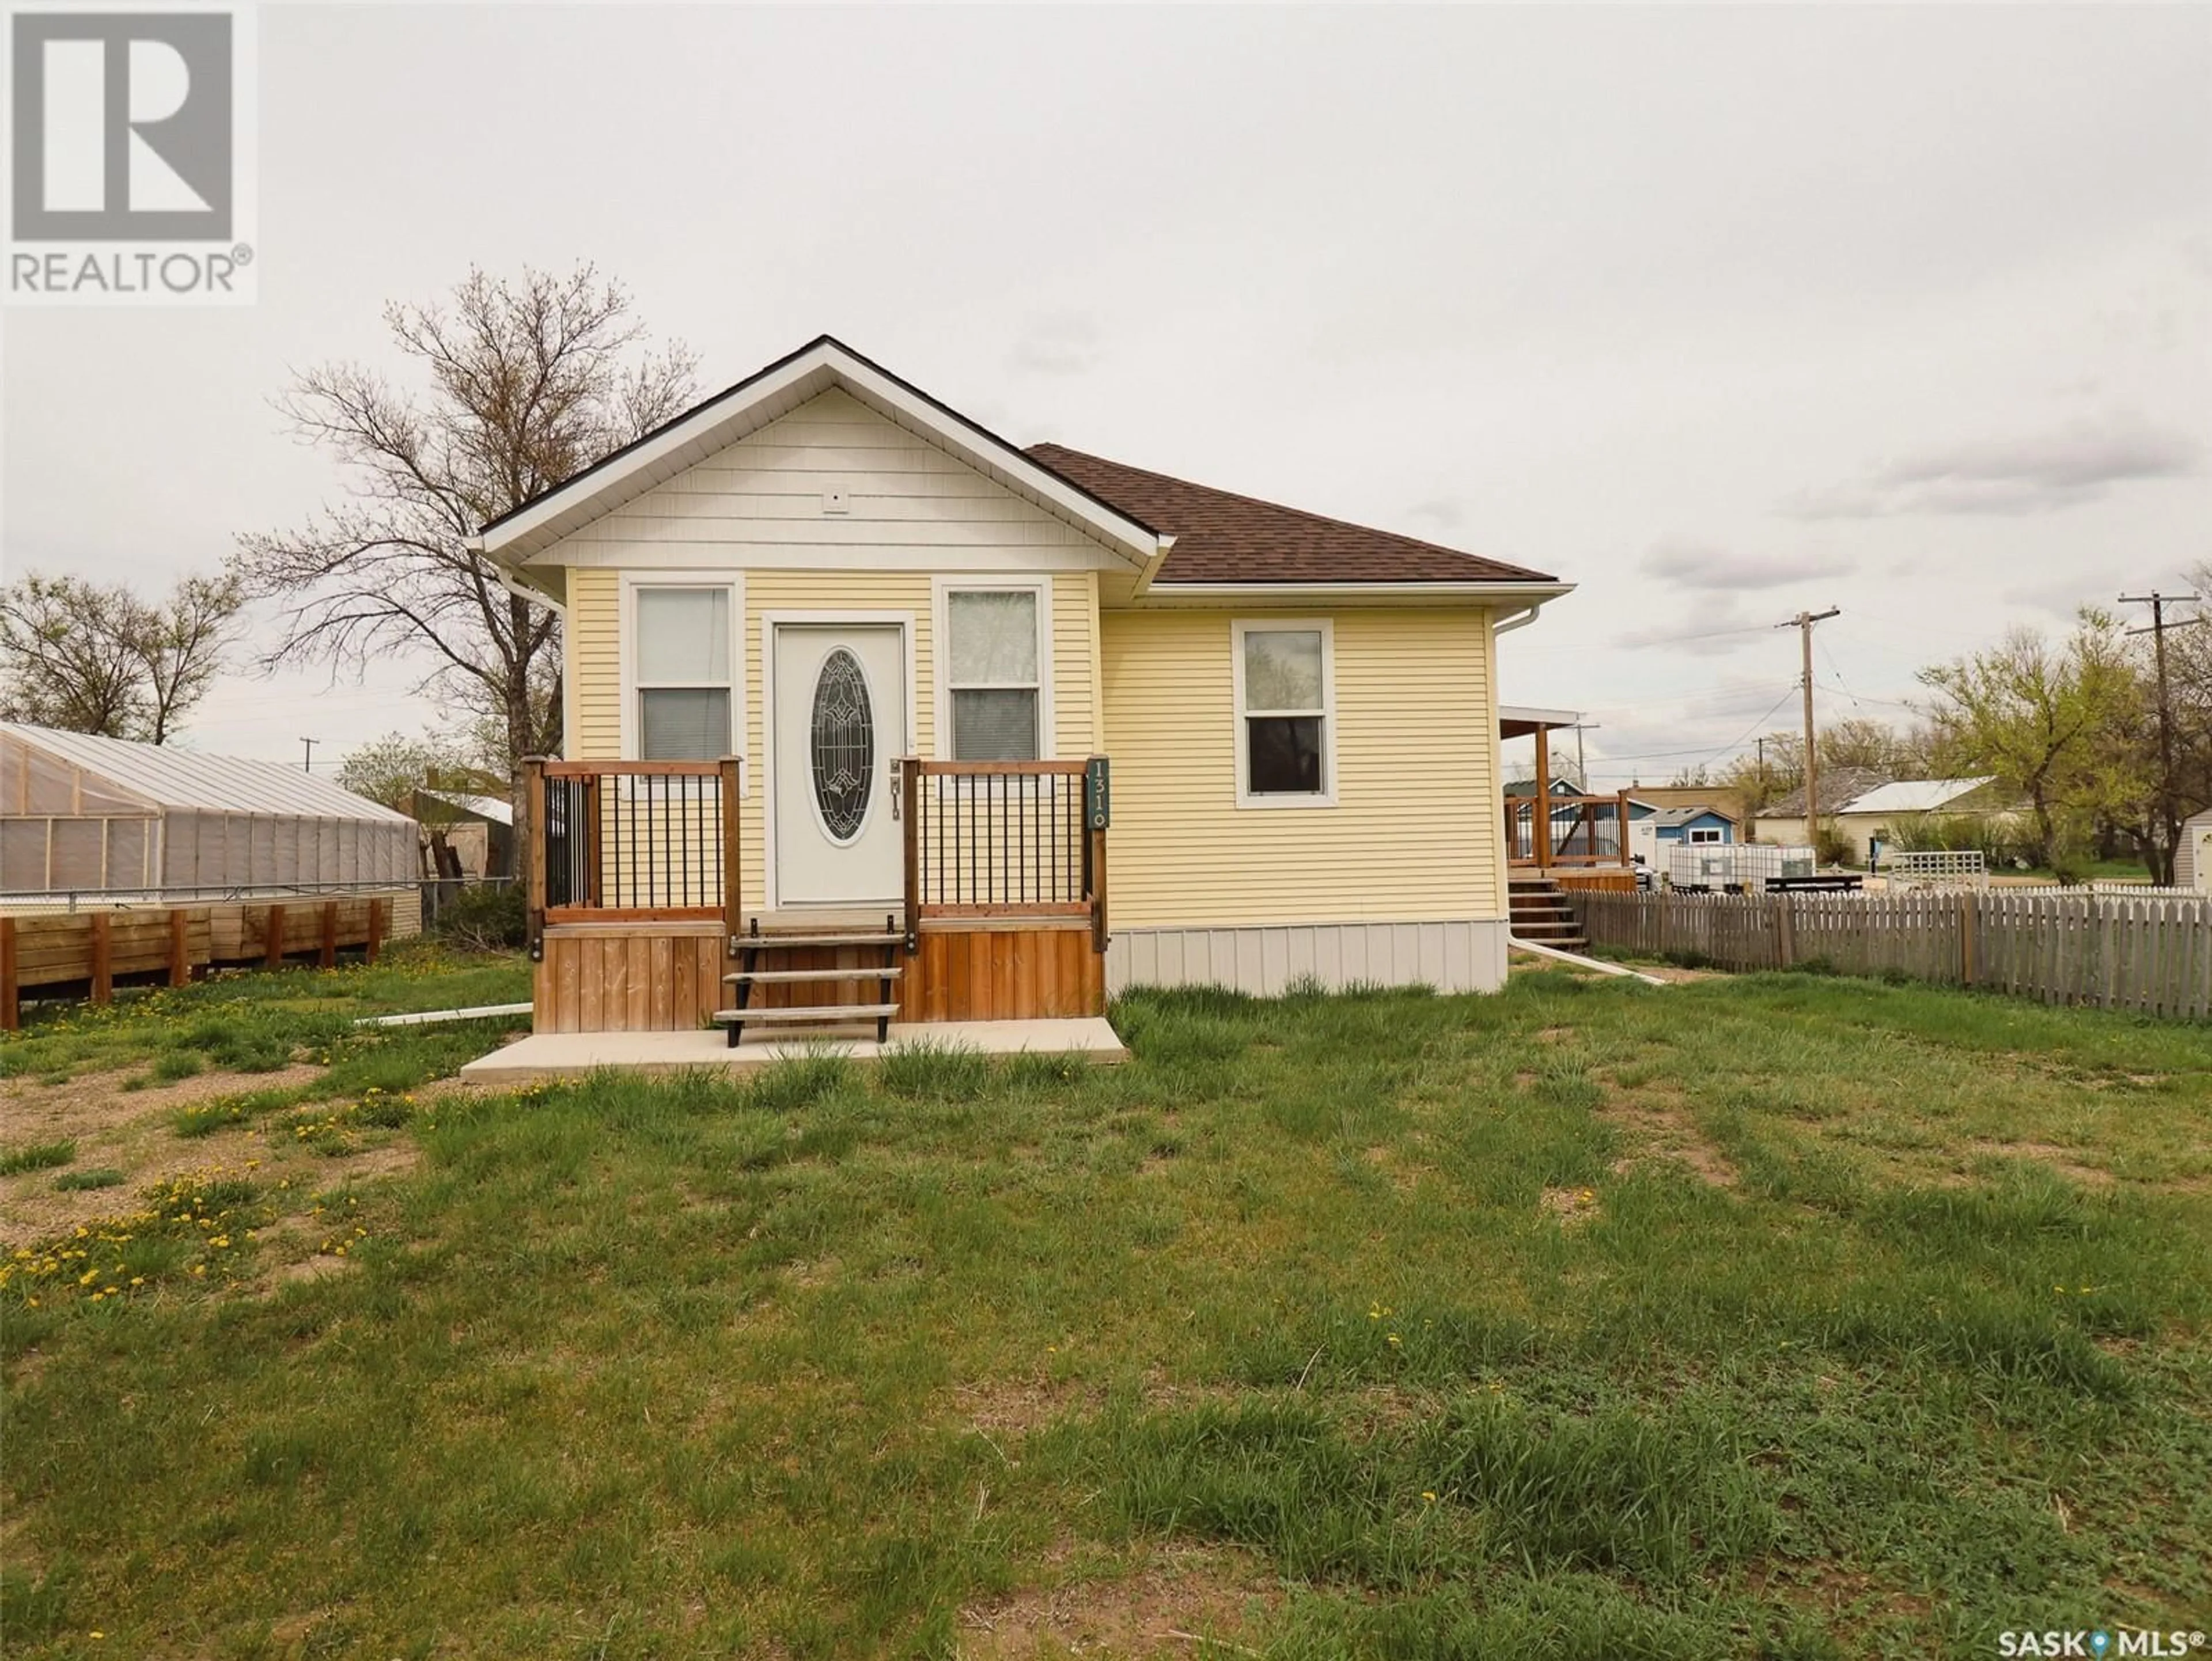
1, 723, 417, 896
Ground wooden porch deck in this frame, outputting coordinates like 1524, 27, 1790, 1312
521, 757, 1111, 1036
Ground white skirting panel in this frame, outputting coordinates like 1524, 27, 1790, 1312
1107, 918, 1510, 997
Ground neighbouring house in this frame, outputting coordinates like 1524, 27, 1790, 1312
1620, 782, 1754, 830
1752, 766, 1895, 852
403, 789, 516, 881
474, 335, 1570, 1038
1626, 801, 1737, 867
1762, 774, 2010, 867
2178, 807, 2212, 893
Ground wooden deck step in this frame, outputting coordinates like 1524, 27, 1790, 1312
711, 1002, 902, 1025
734, 932, 903, 950
723, 966, 904, 985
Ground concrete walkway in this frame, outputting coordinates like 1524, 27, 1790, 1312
458, 1018, 1127, 1084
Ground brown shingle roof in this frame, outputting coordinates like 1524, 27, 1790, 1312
1025, 443, 1558, 586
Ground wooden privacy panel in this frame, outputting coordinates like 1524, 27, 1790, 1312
2, 896, 397, 1028
906, 926, 1103, 1022
532, 921, 1106, 1034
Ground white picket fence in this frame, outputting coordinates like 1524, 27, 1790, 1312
1571, 889, 2212, 1019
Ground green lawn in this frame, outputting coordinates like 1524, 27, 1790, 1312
3, 958, 2210, 1659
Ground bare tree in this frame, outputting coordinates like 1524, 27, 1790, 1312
234, 264, 698, 869
0, 570, 242, 742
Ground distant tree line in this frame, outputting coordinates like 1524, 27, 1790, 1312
1672, 585, 2212, 884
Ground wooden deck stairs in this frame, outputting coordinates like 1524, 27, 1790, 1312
717, 916, 904, 1046
1508, 877, 1588, 951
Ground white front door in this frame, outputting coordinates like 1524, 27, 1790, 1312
772, 623, 906, 905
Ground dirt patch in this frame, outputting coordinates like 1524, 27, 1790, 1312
1965, 1140, 2115, 1189
951, 1378, 1102, 1439
1535, 1026, 1574, 1045
0, 1048, 421, 1246
1599, 1081, 1738, 1188
0, 1061, 324, 1141
1540, 1185, 1601, 1226
959, 1545, 1279, 1659
1361, 1144, 1423, 1194
1633, 962, 1724, 984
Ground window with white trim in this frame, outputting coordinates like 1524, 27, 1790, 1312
945, 587, 1042, 761
635, 585, 733, 760
1234, 621, 1334, 803
1687, 826, 1724, 845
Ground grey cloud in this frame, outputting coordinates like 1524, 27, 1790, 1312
1613, 603, 1773, 658
1641, 537, 1852, 591
1785, 415, 2201, 519
1008, 314, 1103, 377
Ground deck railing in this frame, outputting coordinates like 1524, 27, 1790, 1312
900, 758, 1107, 951
524, 758, 741, 958
1505, 791, 1635, 870
521, 754, 1107, 962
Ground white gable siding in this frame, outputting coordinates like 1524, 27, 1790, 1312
546, 388, 1121, 572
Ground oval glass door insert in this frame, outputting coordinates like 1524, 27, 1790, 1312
809, 647, 874, 841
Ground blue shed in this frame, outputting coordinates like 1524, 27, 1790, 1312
1626, 801, 1737, 865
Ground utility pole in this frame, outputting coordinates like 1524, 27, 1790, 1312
2120, 590, 2203, 884
300, 737, 318, 775
1778, 608, 1841, 852
1571, 721, 1600, 790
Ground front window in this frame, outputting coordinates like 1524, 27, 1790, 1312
1687, 826, 1723, 845
946, 589, 1041, 760
636, 586, 732, 760
1236, 621, 1333, 803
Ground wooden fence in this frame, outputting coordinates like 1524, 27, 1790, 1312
1, 896, 396, 1031
1570, 889, 2211, 1019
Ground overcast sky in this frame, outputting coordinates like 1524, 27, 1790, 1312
3, 3, 2207, 787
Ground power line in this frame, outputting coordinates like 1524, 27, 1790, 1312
1586, 684, 1802, 773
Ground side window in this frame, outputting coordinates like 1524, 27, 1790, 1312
946, 589, 1041, 761
636, 586, 733, 759
1236, 622, 1334, 804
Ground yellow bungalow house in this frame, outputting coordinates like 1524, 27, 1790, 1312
472, 336, 1570, 1052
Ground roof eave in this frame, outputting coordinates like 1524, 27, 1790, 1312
1126, 579, 1574, 609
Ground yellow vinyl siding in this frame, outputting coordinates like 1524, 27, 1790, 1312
562, 566, 1097, 911
569, 567, 620, 760
1101, 608, 1506, 928
1053, 571, 1101, 754
559, 387, 1105, 562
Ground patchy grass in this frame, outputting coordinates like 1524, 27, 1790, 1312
48, 1169, 123, 1193
0, 1141, 74, 1177
3, 965, 2210, 1659
3, 937, 530, 1086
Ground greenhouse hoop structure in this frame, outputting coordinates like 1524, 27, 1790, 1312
2, 723, 418, 902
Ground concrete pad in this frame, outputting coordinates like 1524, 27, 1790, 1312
457, 1018, 1127, 1085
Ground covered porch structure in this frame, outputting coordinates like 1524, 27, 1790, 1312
1499, 705, 1635, 893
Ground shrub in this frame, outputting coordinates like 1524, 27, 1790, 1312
433, 882, 527, 951
1811, 825, 1856, 869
